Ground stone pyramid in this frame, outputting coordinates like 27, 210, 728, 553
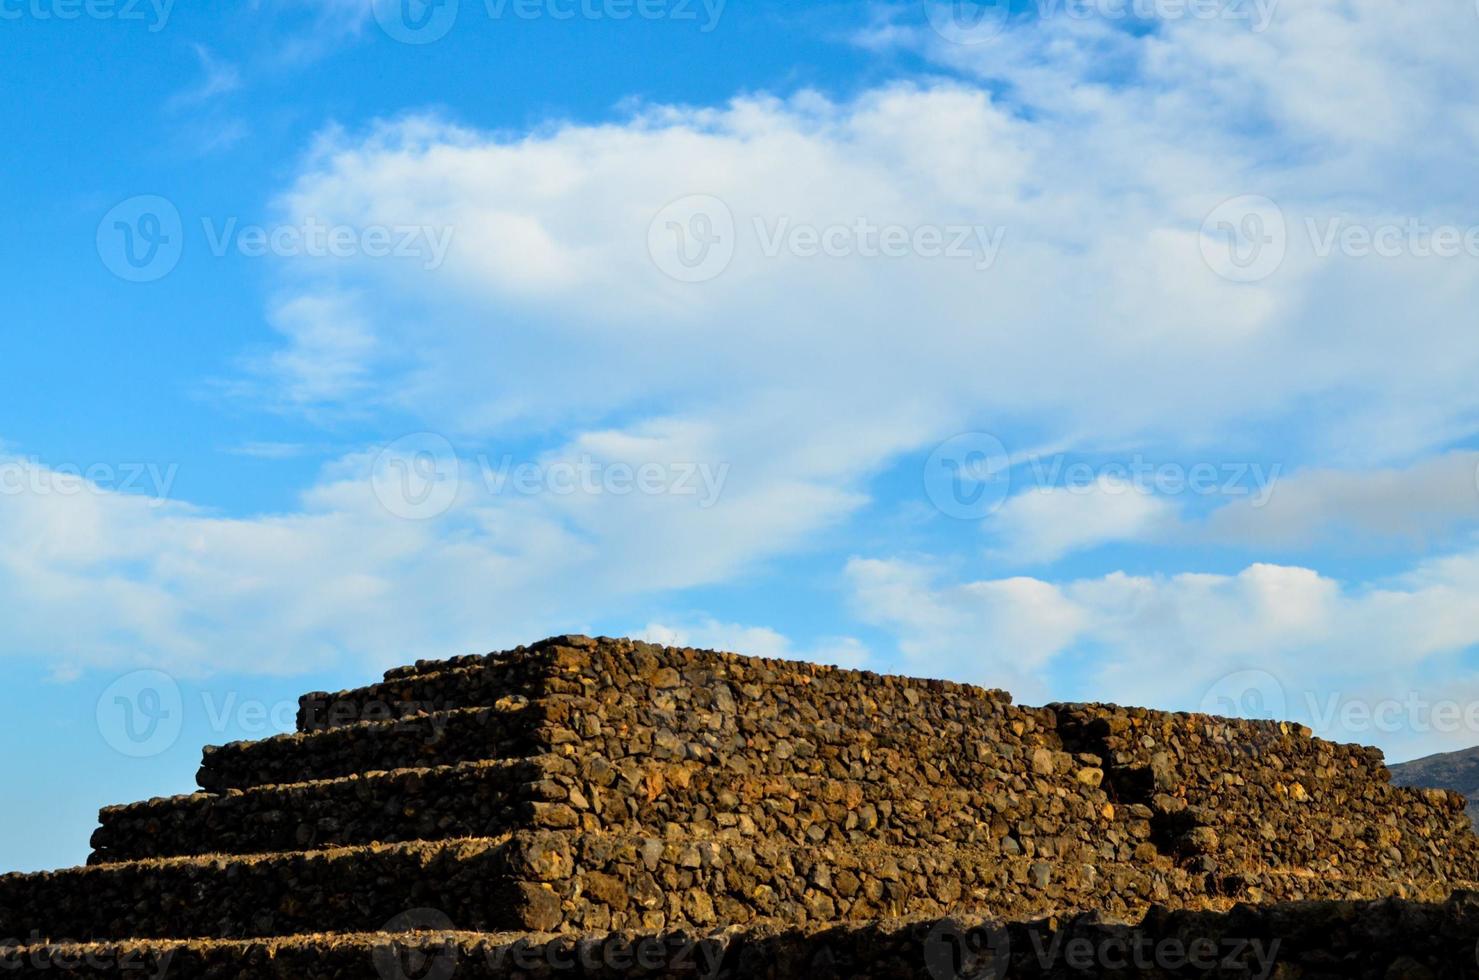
3, 635, 1479, 978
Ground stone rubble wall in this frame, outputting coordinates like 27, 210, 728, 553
381, 649, 518, 682
290, 637, 1161, 875
0, 839, 525, 943
5, 892, 1478, 979
100, 745, 1129, 868
297, 649, 551, 732
227, 635, 1479, 913
541, 640, 1124, 833
538, 753, 1100, 850
196, 699, 546, 792
1052, 703, 1479, 899
9, 634, 1479, 956
502, 830, 1189, 935
89, 758, 547, 864
531, 640, 1479, 911
0, 825, 1181, 945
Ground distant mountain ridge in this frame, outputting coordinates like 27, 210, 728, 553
1390, 746, 1479, 828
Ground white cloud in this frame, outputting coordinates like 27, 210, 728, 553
168, 44, 242, 111
988, 476, 1174, 562
639, 619, 871, 670
249, 0, 374, 62
0, 430, 857, 676
846, 552, 1479, 757
263, 291, 381, 405
0, 455, 547, 675
164, 44, 249, 155
977, 451, 1479, 563
846, 557, 1087, 700
1202, 451, 1479, 551
245, 3, 1479, 569
225, 442, 315, 460
14, 0, 1479, 733
267, 88, 1299, 444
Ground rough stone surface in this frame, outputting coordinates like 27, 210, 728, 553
89, 757, 544, 863
1051, 702, 1479, 899
5, 894, 1479, 978
1391, 745, 1479, 829
4, 634, 1479, 973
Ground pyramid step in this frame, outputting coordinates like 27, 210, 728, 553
522, 832, 1477, 936
0, 919, 971, 979
357, 636, 1031, 798
0, 920, 953, 979
2, 829, 1169, 942
127, 749, 1131, 865
379, 639, 546, 682
105, 744, 1122, 866
1241, 868, 1479, 905
196, 700, 548, 792
0, 838, 526, 943
10, 829, 1466, 951
500, 830, 1180, 933
7, 895, 1479, 979
90, 757, 551, 864
543, 755, 1134, 852
297, 657, 548, 733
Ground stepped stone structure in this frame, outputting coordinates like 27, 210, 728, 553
1392, 745, 1479, 829
4, 635, 1479, 978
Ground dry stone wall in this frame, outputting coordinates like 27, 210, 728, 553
4, 633, 1479, 976
1053, 703, 1479, 902
0, 839, 524, 942
196, 699, 545, 791
297, 654, 546, 731
508, 829, 1191, 935
6, 893, 1479, 979
89, 757, 547, 863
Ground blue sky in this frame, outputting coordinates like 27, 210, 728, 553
4, 0, 1479, 873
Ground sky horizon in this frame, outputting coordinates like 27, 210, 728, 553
4, 0, 1479, 873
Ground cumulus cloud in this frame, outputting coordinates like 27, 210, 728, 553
0, 454, 549, 676
846, 557, 1089, 700
1202, 451, 1479, 552
846, 552, 1479, 758
245, 1, 1479, 568
639, 619, 870, 670
265, 89, 1290, 444
980, 451, 1479, 562
987, 476, 1175, 563
10, 1, 1479, 720
254, 292, 382, 412
0, 434, 845, 677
